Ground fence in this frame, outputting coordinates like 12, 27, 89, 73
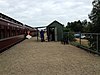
66, 32, 100, 54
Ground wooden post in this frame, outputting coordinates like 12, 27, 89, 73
37, 28, 38, 41
79, 32, 81, 45
97, 33, 99, 53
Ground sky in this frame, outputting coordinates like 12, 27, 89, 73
0, 0, 93, 27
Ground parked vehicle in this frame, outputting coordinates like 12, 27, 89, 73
74, 33, 86, 39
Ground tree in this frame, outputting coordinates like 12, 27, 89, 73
88, 0, 100, 51
86, 22, 93, 33
66, 20, 83, 32
89, 0, 100, 33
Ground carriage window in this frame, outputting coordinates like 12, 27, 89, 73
10, 27, 13, 37
0, 30, 1, 39
13, 27, 16, 36
0, 25, 1, 39
7, 30, 10, 37
0, 25, 5, 39
5, 26, 8, 38
0, 29, 5, 39
7, 26, 10, 37
12, 30, 15, 36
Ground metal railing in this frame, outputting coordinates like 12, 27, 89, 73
67, 32, 100, 54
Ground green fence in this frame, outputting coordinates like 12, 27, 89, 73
67, 32, 100, 54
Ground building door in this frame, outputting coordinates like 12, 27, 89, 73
55, 27, 57, 41
48, 27, 55, 41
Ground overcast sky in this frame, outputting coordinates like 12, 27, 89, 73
0, 0, 93, 27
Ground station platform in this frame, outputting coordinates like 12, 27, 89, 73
0, 37, 100, 75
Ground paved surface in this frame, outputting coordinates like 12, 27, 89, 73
0, 37, 100, 75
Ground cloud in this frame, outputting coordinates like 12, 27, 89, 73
0, 0, 93, 27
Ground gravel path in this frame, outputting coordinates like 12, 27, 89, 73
0, 37, 100, 75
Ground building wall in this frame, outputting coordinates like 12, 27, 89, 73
57, 24, 63, 41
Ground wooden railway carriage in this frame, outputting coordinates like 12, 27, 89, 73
24, 25, 37, 36
0, 13, 35, 52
